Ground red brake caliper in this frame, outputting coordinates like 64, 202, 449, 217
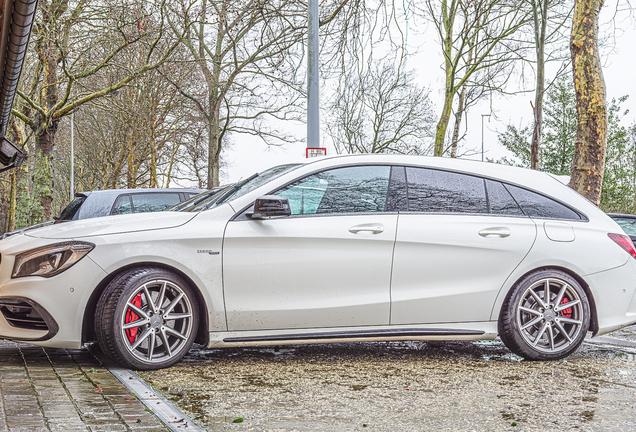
559, 297, 572, 319
125, 293, 143, 344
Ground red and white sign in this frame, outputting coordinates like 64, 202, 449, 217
306, 147, 327, 158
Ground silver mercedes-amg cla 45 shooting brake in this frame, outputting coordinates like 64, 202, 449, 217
1, 155, 635, 370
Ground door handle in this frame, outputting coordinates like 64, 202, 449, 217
349, 224, 384, 234
479, 227, 511, 238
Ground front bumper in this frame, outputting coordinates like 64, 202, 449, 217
0, 254, 107, 349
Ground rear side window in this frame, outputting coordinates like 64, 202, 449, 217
131, 193, 181, 213
406, 167, 488, 214
112, 195, 132, 215
505, 184, 581, 221
276, 165, 391, 215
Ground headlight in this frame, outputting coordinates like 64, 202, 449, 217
12, 241, 95, 278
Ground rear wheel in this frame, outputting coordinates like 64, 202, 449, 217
95, 268, 198, 370
499, 269, 590, 360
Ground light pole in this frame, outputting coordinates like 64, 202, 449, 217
481, 114, 491, 162
307, 0, 319, 149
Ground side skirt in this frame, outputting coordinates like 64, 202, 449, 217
223, 328, 484, 343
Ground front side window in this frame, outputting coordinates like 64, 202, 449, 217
406, 167, 488, 214
131, 193, 181, 213
276, 166, 391, 215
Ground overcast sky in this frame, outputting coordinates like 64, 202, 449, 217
220, 0, 636, 184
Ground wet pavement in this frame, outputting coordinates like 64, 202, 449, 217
140, 328, 636, 432
0, 340, 167, 431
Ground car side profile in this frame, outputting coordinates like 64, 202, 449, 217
0, 155, 635, 370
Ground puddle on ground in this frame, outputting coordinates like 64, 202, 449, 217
139, 329, 636, 431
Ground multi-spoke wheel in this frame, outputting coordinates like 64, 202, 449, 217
499, 269, 590, 360
95, 268, 199, 370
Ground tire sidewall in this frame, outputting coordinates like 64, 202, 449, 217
500, 269, 590, 361
99, 268, 199, 370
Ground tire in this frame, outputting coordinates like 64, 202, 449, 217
498, 269, 590, 361
95, 267, 199, 370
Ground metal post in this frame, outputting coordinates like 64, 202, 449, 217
481, 114, 491, 162
307, 0, 319, 149
70, 112, 74, 201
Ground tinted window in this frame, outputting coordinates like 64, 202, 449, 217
485, 180, 525, 216
277, 166, 390, 215
58, 196, 87, 220
113, 195, 132, 215
612, 217, 636, 236
406, 167, 488, 213
505, 184, 581, 220
131, 193, 181, 213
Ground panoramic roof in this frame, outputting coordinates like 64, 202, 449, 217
0, 0, 37, 173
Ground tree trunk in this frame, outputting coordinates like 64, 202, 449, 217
207, 113, 221, 188
31, 124, 58, 222
568, 0, 607, 206
450, 85, 467, 158
530, 0, 548, 170
434, 88, 454, 157
7, 169, 17, 232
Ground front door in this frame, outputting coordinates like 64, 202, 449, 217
223, 165, 397, 331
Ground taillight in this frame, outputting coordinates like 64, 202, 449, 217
608, 233, 636, 259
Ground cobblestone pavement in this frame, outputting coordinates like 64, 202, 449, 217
0, 340, 168, 431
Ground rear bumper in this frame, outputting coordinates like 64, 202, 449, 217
584, 259, 636, 335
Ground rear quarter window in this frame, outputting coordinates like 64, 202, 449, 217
505, 184, 582, 221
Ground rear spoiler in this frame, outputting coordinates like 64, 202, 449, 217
0, 137, 26, 173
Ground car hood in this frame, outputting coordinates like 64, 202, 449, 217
24, 211, 198, 239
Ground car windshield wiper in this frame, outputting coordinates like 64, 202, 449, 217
203, 173, 259, 210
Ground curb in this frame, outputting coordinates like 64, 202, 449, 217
90, 346, 205, 432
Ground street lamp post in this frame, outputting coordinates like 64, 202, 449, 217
481, 114, 491, 162
307, 0, 319, 149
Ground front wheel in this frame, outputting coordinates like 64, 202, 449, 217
95, 268, 199, 370
498, 269, 590, 361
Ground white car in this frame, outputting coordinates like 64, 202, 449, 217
1, 155, 635, 370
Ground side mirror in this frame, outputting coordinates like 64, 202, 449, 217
247, 195, 291, 219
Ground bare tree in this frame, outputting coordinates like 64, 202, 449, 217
11, 0, 186, 222
424, 0, 527, 157
327, 59, 436, 155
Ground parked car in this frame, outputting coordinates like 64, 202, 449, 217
1, 155, 636, 370
1, 188, 205, 239
607, 213, 636, 245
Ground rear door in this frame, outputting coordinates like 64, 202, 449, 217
390, 167, 537, 324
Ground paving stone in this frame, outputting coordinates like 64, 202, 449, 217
0, 341, 171, 431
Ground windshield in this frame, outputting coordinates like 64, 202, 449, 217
169, 186, 232, 213
208, 164, 301, 210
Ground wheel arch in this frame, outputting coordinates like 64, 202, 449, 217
496, 266, 599, 335
82, 262, 209, 346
